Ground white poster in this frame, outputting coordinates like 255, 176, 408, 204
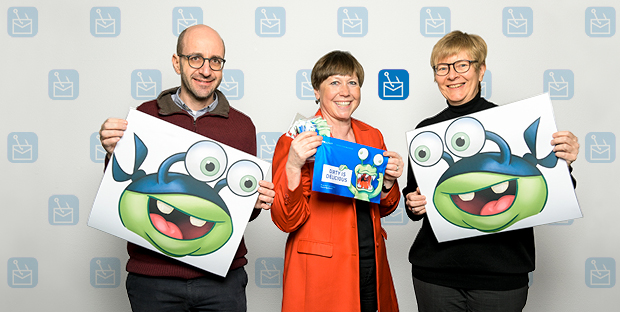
406, 94, 581, 242
89, 109, 270, 276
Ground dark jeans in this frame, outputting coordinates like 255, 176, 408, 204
359, 258, 378, 312
126, 267, 248, 312
413, 277, 528, 312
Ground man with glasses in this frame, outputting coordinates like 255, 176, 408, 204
98, 24, 275, 312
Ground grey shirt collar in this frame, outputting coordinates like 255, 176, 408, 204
171, 88, 219, 120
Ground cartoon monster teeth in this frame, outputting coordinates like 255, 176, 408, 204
157, 200, 174, 214
339, 148, 385, 201
190, 216, 207, 227
491, 181, 509, 194
458, 192, 475, 201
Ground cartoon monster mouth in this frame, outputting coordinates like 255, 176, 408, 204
148, 197, 215, 240
356, 173, 375, 191
450, 180, 517, 216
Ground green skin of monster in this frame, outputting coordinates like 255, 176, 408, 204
119, 191, 233, 257
340, 164, 384, 201
433, 172, 548, 232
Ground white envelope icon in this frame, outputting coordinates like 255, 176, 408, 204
591, 19, 611, 34
384, 207, 404, 224
591, 269, 611, 285
136, 82, 157, 98
94, 145, 107, 160
425, 19, 445, 34
548, 82, 569, 98
220, 82, 239, 97
12, 145, 32, 160
383, 82, 404, 98
13, 19, 33, 34
12, 269, 33, 285
260, 268, 281, 286
53, 207, 74, 224
260, 145, 275, 161
178, 19, 197, 34
480, 81, 487, 98
260, 19, 281, 34
53, 81, 74, 98
301, 81, 314, 98
590, 145, 611, 160
343, 19, 363, 34
95, 269, 116, 285
95, 18, 115, 34
507, 19, 527, 34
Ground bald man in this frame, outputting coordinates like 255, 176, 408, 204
99, 25, 275, 311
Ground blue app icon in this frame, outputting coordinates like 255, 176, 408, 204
131, 69, 161, 100
379, 69, 409, 100
219, 69, 244, 100
586, 7, 616, 37
543, 69, 574, 100
8, 132, 38, 163
338, 7, 368, 37
8, 257, 38, 288
503, 7, 533, 37
296, 69, 314, 100
255, 257, 284, 288
585, 257, 615, 288
7, 7, 37, 37
172, 7, 202, 37
90, 7, 121, 37
49, 70, 79, 100
91, 132, 107, 163
585, 132, 615, 163
255, 7, 286, 37
257, 132, 282, 163
49, 195, 79, 225
420, 7, 450, 37
90, 257, 121, 288
481, 70, 492, 100
382, 196, 409, 226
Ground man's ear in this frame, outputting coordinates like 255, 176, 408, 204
172, 54, 181, 75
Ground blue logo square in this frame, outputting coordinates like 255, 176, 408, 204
379, 69, 409, 100
8, 257, 38, 288
481, 70, 492, 100
257, 132, 282, 163
49, 195, 79, 225
90, 257, 121, 288
255, 257, 283, 288
296, 69, 314, 100
585, 132, 615, 163
219, 69, 244, 100
543, 69, 574, 100
8, 132, 38, 163
90, 7, 121, 37
420, 7, 450, 37
172, 7, 202, 37
49, 70, 79, 100
255, 7, 286, 37
503, 7, 533, 37
338, 7, 368, 37
131, 69, 161, 100
91, 132, 107, 163
382, 196, 409, 226
586, 7, 615, 37
7, 7, 37, 37
585, 257, 615, 288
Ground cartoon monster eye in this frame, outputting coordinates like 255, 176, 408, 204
358, 148, 369, 161
409, 131, 444, 167
373, 154, 384, 166
445, 117, 485, 158
185, 141, 228, 182
227, 160, 264, 197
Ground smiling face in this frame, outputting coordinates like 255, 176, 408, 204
436, 51, 486, 106
315, 74, 361, 123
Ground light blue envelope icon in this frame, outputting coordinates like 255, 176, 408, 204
8, 132, 38, 163
420, 7, 450, 37
132, 70, 161, 100
90, 7, 121, 37
383, 196, 408, 226
49, 70, 79, 100
49, 195, 79, 225
91, 258, 120, 288
585, 132, 615, 163
586, 7, 616, 37
338, 7, 368, 37
8, 7, 38, 37
8, 258, 38, 288
256, 7, 285, 37
481, 70, 492, 99
219, 69, 244, 100
543, 69, 573, 100
379, 69, 409, 100
90, 132, 106, 163
503, 7, 533, 37
585, 257, 615, 288
296, 70, 315, 100
257, 132, 282, 163
255, 257, 284, 288
172, 7, 202, 37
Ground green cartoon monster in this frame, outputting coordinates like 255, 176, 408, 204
409, 117, 557, 232
339, 147, 385, 201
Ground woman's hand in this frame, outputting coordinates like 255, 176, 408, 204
406, 187, 427, 215
382, 151, 403, 190
552, 131, 579, 166
285, 131, 323, 190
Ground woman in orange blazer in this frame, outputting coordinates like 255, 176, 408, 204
271, 50, 403, 312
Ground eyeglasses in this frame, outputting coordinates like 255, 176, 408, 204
433, 60, 478, 76
178, 54, 226, 71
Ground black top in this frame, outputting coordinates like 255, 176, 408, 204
356, 200, 376, 261
403, 93, 534, 291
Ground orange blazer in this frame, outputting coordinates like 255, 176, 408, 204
271, 114, 400, 312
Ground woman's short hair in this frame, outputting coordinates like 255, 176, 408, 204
311, 51, 364, 89
430, 30, 487, 71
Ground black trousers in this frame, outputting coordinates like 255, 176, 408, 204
360, 258, 378, 312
